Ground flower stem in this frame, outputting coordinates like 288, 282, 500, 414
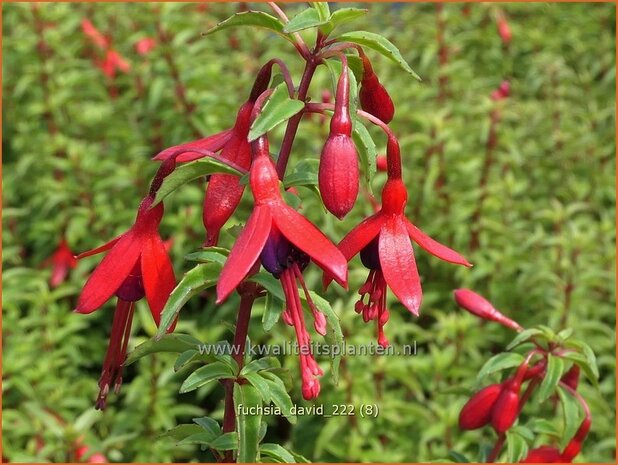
487, 433, 506, 462
275, 57, 318, 180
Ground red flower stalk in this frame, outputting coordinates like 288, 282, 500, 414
319, 55, 359, 220
453, 288, 522, 331
459, 383, 503, 430
154, 62, 275, 246
326, 135, 470, 345
561, 364, 580, 390
81, 19, 109, 50
520, 446, 563, 463
135, 37, 156, 56
44, 238, 77, 287
216, 136, 347, 398
359, 51, 395, 124
490, 359, 529, 433
75, 160, 177, 409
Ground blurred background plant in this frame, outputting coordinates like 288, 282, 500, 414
2, 2, 615, 463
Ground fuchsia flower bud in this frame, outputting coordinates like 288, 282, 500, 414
459, 383, 503, 430
376, 155, 387, 172
135, 37, 156, 56
359, 53, 395, 124
318, 56, 359, 220
44, 238, 77, 287
454, 288, 522, 331
491, 377, 521, 433
497, 16, 512, 45
520, 446, 563, 463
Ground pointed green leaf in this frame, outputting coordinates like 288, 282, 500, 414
506, 328, 543, 350
262, 291, 284, 331
322, 8, 367, 35
310, 2, 330, 21
260, 443, 297, 463
234, 383, 262, 462
152, 158, 240, 206
334, 30, 420, 80
203, 11, 290, 42
157, 262, 221, 336
352, 118, 377, 184
307, 291, 343, 384
193, 416, 222, 437
210, 432, 239, 451
537, 354, 565, 402
249, 83, 305, 141
243, 372, 272, 403
125, 333, 202, 366
180, 361, 235, 393
283, 8, 326, 33
261, 372, 296, 424
241, 357, 281, 375
184, 246, 230, 265
505, 430, 529, 463
477, 353, 525, 383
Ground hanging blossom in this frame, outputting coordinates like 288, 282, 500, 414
216, 135, 348, 399
43, 237, 77, 287
75, 159, 177, 409
81, 18, 130, 79
154, 62, 278, 246
326, 134, 471, 347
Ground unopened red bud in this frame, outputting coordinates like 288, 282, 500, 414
359, 54, 395, 124
459, 383, 503, 430
498, 17, 512, 44
561, 417, 591, 463
376, 155, 387, 172
454, 289, 522, 331
491, 379, 520, 433
319, 134, 359, 219
520, 446, 563, 463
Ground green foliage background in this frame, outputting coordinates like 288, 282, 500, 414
2, 2, 616, 463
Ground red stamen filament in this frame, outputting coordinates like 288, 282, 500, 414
356, 270, 390, 347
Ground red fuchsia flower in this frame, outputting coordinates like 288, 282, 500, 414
458, 383, 503, 430
135, 37, 156, 56
43, 238, 77, 287
81, 19, 109, 50
154, 63, 274, 246
326, 135, 470, 346
520, 446, 564, 463
490, 358, 531, 433
318, 56, 359, 220
359, 52, 395, 124
216, 136, 347, 399
453, 288, 522, 331
98, 49, 131, 79
75, 160, 177, 409
491, 80, 511, 101
497, 15, 512, 45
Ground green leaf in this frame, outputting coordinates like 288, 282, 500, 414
322, 8, 367, 35
241, 357, 281, 375
560, 351, 599, 389
262, 291, 284, 331
557, 385, 582, 448
180, 361, 235, 393
178, 432, 216, 445
125, 333, 202, 366
310, 2, 330, 21
352, 118, 377, 184
193, 416, 222, 437
283, 8, 326, 33
174, 349, 199, 372
234, 383, 262, 463
261, 372, 296, 424
158, 424, 203, 441
203, 11, 289, 42
243, 372, 272, 403
565, 340, 599, 380
248, 82, 305, 141
537, 354, 564, 402
210, 432, 239, 451
249, 272, 285, 301
447, 451, 469, 463
505, 430, 529, 463
184, 246, 230, 265
260, 443, 297, 463
283, 159, 320, 188
476, 352, 525, 382
334, 30, 421, 80
152, 158, 240, 206
157, 262, 221, 336
506, 328, 543, 350
307, 291, 343, 384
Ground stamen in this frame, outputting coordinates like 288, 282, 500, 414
293, 263, 327, 336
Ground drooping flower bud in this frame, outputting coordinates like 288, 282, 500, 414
318, 56, 359, 219
376, 155, 388, 172
459, 383, 503, 430
359, 53, 395, 124
454, 288, 522, 331
491, 377, 521, 433
520, 446, 563, 463
497, 16, 512, 45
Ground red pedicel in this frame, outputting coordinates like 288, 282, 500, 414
359, 53, 395, 124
